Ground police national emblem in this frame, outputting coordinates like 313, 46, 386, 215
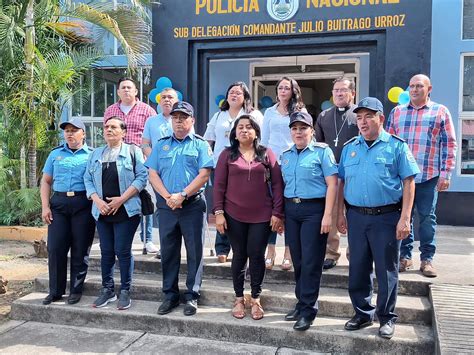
267, 0, 299, 22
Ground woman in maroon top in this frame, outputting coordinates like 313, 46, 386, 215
213, 115, 284, 320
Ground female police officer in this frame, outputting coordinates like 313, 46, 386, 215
40, 118, 96, 305
280, 111, 338, 331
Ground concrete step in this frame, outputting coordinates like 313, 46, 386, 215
11, 292, 434, 354
0, 320, 307, 354
87, 254, 432, 297
35, 272, 431, 325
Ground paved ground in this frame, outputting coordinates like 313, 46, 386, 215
0, 224, 472, 353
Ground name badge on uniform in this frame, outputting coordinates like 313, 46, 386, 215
351, 151, 356, 157
56, 156, 63, 160
224, 130, 230, 138
163, 145, 170, 151
282, 159, 289, 165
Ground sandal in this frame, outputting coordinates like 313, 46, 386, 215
232, 297, 246, 319
250, 298, 264, 320
265, 256, 275, 270
281, 258, 292, 271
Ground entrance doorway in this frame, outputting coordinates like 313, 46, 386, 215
250, 54, 361, 121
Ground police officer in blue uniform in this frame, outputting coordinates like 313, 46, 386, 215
40, 118, 96, 305
146, 101, 214, 316
281, 111, 338, 331
337, 98, 420, 339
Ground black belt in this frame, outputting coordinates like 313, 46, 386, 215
54, 191, 87, 197
285, 197, 325, 204
347, 202, 402, 216
182, 193, 202, 206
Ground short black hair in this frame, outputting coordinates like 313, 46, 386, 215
117, 77, 138, 89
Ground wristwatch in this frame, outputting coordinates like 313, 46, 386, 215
180, 191, 188, 199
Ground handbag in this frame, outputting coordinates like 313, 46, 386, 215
130, 145, 155, 216
262, 151, 273, 198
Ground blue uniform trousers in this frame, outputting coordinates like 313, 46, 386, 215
157, 195, 206, 302
47, 193, 95, 296
214, 230, 231, 256
285, 199, 327, 319
346, 207, 401, 324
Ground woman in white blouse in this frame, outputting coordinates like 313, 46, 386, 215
261, 76, 306, 271
204, 81, 263, 262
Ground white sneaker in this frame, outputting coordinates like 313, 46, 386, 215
146, 242, 159, 253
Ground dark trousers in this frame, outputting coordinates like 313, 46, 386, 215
47, 194, 95, 296
225, 214, 271, 299
285, 199, 327, 319
158, 196, 206, 302
215, 230, 231, 256
346, 208, 401, 324
96, 215, 140, 292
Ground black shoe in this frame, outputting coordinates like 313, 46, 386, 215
183, 299, 198, 316
155, 249, 161, 259
344, 315, 373, 331
42, 294, 62, 305
67, 293, 82, 305
323, 258, 337, 270
379, 320, 395, 339
293, 316, 314, 331
285, 309, 301, 321
157, 299, 180, 315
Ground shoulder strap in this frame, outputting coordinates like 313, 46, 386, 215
130, 144, 136, 174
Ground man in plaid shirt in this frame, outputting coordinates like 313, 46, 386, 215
104, 77, 159, 254
104, 77, 157, 145
386, 74, 457, 278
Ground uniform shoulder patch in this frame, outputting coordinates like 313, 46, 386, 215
343, 136, 358, 146
391, 134, 405, 142
51, 145, 63, 151
282, 146, 293, 153
313, 142, 329, 148
157, 135, 171, 142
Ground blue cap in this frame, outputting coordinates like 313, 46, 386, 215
59, 118, 86, 131
353, 97, 384, 114
170, 101, 194, 117
289, 111, 313, 127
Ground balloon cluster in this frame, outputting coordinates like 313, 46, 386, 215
215, 94, 226, 108
387, 86, 410, 105
259, 96, 273, 108
148, 76, 183, 105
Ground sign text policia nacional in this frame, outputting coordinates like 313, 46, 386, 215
173, 0, 405, 39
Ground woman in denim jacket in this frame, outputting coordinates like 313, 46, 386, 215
84, 117, 148, 310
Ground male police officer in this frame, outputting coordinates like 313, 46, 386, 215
146, 101, 213, 316
337, 98, 419, 339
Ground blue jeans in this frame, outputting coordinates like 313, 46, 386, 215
140, 214, 153, 243
400, 177, 439, 261
215, 230, 231, 256
96, 215, 140, 292
267, 231, 289, 246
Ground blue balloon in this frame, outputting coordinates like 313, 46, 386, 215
398, 91, 410, 105
156, 77, 173, 92
261, 96, 273, 108
215, 95, 225, 106
148, 88, 160, 104
321, 100, 332, 111
176, 90, 183, 101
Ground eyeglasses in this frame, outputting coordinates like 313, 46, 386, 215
409, 84, 426, 90
332, 88, 351, 93
228, 91, 243, 96
278, 86, 292, 91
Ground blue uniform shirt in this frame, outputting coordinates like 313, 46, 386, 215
281, 142, 338, 199
42, 143, 93, 192
143, 113, 172, 144
339, 129, 420, 207
145, 133, 214, 193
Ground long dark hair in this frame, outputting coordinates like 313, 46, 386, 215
228, 115, 267, 162
275, 76, 305, 114
220, 81, 254, 113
